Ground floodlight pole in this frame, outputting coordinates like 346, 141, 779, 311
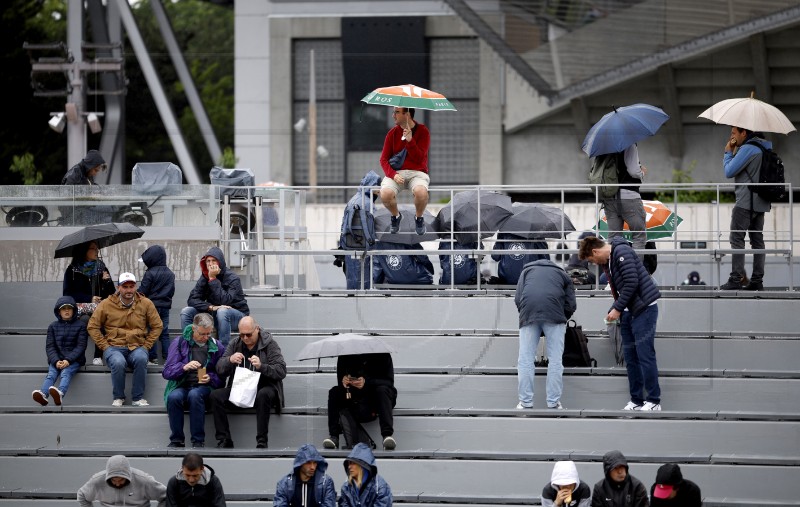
308, 49, 318, 202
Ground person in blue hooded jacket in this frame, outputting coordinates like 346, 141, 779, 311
181, 247, 249, 348
140, 245, 176, 364
492, 234, 550, 285
338, 443, 393, 507
372, 242, 433, 286
274, 444, 336, 507
32, 296, 88, 406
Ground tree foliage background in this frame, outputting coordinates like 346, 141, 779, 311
1, 0, 233, 185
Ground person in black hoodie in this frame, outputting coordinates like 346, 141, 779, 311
181, 247, 249, 348
166, 453, 226, 507
650, 463, 701, 506
591, 450, 649, 507
60, 150, 109, 225
140, 245, 176, 364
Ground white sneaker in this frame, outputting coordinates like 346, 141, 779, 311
622, 401, 642, 411
112, 398, 124, 407
32, 390, 48, 406
516, 402, 533, 409
548, 401, 565, 410
92, 358, 103, 366
640, 401, 661, 411
48, 386, 63, 406
132, 399, 149, 407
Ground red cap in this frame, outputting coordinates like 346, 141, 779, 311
653, 484, 674, 499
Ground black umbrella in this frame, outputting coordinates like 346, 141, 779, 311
54, 222, 145, 259
373, 205, 439, 244
435, 190, 513, 244
498, 203, 576, 240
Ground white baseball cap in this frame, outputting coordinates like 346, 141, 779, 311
118, 272, 137, 285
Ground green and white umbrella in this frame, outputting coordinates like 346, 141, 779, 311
361, 84, 457, 111
595, 200, 683, 241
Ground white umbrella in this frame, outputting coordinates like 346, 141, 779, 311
698, 92, 796, 134
296, 334, 396, 361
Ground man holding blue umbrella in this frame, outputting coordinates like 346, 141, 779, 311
583, 104, 670, 255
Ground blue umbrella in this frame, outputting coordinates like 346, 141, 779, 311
581, 104, 669, 157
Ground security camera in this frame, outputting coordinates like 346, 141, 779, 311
293, 118, 307, 133
316, 145, 330, 159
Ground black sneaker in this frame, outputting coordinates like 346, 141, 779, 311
720, 280, 742, 290
192, 442, 205, 448
390, 213, 402, 234
743, 281, 763, 291
167, 441, 185, 448
414, 216, 426, 235
256, 440, 268, 449
216, 439, 234, 448
323, 436, 339, 449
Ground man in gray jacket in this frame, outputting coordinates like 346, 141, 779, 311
514, 259, 577, 410
77, 454, 166, 506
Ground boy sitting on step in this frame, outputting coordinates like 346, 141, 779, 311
32, 296, 88, 406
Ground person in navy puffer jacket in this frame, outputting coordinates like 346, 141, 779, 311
339, 443, 392, 507
32, 296, 88, 406
579, 235, 662, 412
139, 245, 175, 364
274, 444, 336, 507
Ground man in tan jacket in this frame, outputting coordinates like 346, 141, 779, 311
88, 272, 162, 407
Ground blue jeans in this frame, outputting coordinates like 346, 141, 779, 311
517, 322, 566, 408
149, 307, 171, 362
620, 305, 661, 404
40, 362, 81, 397
103, 346, 149, 401
167, 385, 212, 444
180, 306, 243, 349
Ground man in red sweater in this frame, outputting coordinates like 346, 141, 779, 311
379, 107, 431, 235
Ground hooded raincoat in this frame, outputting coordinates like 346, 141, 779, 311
541, 460, 592, 507
77, 454, 166, 507
139, 245, 176, 310
274, 444, 336, 507
338, 443, 392, 507
591, 451, 649, 507
47, 295, 88, 366
187, 247, 249, 315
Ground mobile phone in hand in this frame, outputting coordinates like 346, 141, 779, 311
197, 367, 206, 379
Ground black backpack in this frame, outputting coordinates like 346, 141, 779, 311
562, 320, 597, 367
744, 140, 787, 202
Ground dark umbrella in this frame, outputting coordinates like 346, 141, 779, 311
581, 103, 669, 157
373, 205, 438, 244
498, 203, 576, 240
54, 222, 145, 259
435, 190, 513, 244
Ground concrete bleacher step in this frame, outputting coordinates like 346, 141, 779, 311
2, 371, 798, 415
5, 332, 800, 372
1, 413, 797, 462
1, 456, 799, 505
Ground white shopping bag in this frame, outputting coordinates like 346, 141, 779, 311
228, 365, 260, 408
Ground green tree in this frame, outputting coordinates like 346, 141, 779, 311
655, 162, 735, 204
10, 153, 43, 185
218, 147, 238, 168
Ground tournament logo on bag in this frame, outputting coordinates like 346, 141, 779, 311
510, 242, 526, 260
388, 255, 403, 271
453, 253, 466, 268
